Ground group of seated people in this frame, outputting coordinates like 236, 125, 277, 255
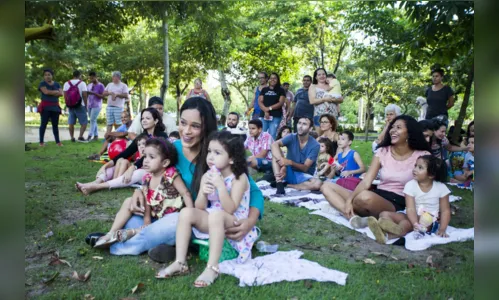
77, 97, 474, 287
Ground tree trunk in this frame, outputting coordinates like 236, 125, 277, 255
333, 40, 347, 74
219, 70, 231, 126
160, 10, 169, 101
364, 70, 371, 142
320, 24, 325, 69
451, 62, 474, 144
137, 83, 143, 113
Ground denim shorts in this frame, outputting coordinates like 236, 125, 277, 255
106, 106, 124, 126
256, 158, 273, 171
284, 166, 313, 184
68, 105, 88, 125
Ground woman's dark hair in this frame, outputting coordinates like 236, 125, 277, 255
431, 68, 445, 77
181, 97, 218, 193
141, 107, 166, 135
201, 131, 248, 179
312, 68, 327, 84
417, 155, 447, 183
277, 125, 292, 140
169, 131, 180, 139
145, 137, 178, 165
249, 119, 263, 129
377, 115, 431, 152
419, 119, 437, 132
466, 120, 474, 138
320, 113, 338, 131
269, 72, 282, 89
318, 137, 338, 157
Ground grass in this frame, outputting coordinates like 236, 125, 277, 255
24, 140, 474, 299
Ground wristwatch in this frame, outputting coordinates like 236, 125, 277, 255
268, 106, 272, 111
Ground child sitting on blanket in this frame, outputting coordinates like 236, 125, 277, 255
155, 131, 258, 288
367, 155, 451, 244
316, 137, 338, 179
450, 136, 474, 185
93, 138, 193, 247
330, 131, 365, 180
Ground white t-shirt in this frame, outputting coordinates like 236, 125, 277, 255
403, 179, 451, 216
63, 79, 88, 106
104, 82, 129, 108
128, 112, 178, 136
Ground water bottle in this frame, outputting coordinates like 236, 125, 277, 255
256, 241, 279, 253
208, 166, 220, 200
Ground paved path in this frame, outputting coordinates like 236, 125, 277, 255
25, 126, 108, 143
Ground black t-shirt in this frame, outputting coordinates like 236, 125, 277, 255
425, 85, 453, 120
259, 86, 285, 118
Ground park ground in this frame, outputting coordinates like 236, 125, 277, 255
24, 140, 474, 299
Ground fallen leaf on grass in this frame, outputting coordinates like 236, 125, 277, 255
72, 270, 91, 282
48, 252, 72, 267
363, 258, 376, 265
84, 294, 95, 300
426, 255, 434, 267
407, 263, 415, 269
390, 255, 399, 261
92, 256, 104, 260
131, 282, 145, 294
42, 272, 59, 285
66, 237, 75, 243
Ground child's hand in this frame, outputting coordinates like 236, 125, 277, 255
122, 168, 134, 184
340, 170, 352, 178
202, 181, 215, 195
208, 171, 225, 190
436, 230, 449, 238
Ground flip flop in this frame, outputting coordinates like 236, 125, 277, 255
155, 260, 190, 279
93, 232, 118, 248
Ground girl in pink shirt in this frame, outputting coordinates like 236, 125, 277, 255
321, 115, 430, 228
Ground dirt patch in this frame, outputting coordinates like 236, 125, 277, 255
58, 207, 113, 225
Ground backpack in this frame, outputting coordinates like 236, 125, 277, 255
64, 80, 82, 108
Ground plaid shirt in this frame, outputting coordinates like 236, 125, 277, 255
244, 131, 273, 160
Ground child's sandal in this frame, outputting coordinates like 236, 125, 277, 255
116, 228, 137, 243
155, 260, 189, 279
193, 265, 220, 288
93, 232, 117, 248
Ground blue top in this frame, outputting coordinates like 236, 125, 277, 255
337, 149, 361, 178
253, 86, 262, 114
292, 88, 314, 119
38, 81, 61, 112
282, 133, 320, 175
173, 140, 264, 217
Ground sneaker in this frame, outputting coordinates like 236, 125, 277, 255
93, 136, 99, 141
378, 217, 404, 236
367, 216, 387, 244
39, 143, 45, 147
276, 182, 286, 195
87, 135, 92, 141
148, 244, 176, 263
77, 137, 88, 143
57, 143, 63, 147
349, 215, 368, 229
71, 137, 76, 142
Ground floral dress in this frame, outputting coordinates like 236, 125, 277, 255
142, 166, 183, 218
192, 174, 258, 263
314, 86, 339, 119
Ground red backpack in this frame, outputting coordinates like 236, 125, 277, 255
64, 80, 82, 108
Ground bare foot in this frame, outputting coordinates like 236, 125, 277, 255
76, 182, 98, 196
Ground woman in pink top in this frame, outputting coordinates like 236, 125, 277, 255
321, 115, 430, 227
186, 78, 211, 102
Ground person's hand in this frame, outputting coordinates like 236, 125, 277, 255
319, 162, 328, 171
340, 170, 352, 178
129, 189, 145, 216
225, 218, 254, 241
343, 201, 354, 219
275, 165, 286, 181
436, 230, 449, 238
281, 158, 293, 166
207, 171, 225, 190
264, 111, 270, 119
104, 132, 110, 139
122, 167, 134, 184
111, 92, 117, 100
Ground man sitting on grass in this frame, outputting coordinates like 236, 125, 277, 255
271, 117, 322, 194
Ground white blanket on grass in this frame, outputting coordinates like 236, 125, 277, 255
310, 209, 474, 251
219, 250, 348, 287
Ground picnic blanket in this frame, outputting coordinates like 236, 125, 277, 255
219, 250, 348, 287
257, 181, 473, 250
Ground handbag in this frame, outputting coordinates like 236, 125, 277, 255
336, 177, 361, 191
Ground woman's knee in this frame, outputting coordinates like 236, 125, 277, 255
379, 211, 391, 219
320, 181, 332, 193
311, 178, 323, 190
353, 190, 372, 209
179, 207, 196, 220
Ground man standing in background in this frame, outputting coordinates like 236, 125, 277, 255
86, 71, 105, 141
290, 75, 313, 132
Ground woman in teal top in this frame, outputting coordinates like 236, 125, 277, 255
108, 97, 264, 256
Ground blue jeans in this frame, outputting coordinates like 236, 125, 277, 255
110, 212, 179, 255
262, 116, 282, 140
88, 107, 101, 137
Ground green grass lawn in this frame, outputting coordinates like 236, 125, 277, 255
24, 140, 474, 299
